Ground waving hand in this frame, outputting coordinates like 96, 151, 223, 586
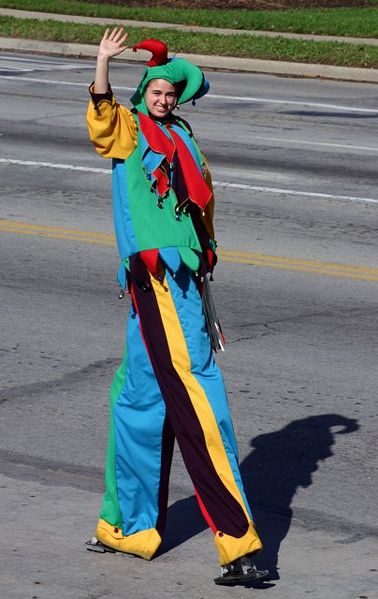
98, 27, 129, 60
94, 27, 128, 93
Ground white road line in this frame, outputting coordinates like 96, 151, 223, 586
0, 67, 34, 72
207, 93, 378, 114
1, 55, 60, 62
0, 55, 86, 66
0, 62, 94, 71
1, 74, 378, 114
214, 181, 378, 204
0, 158, 110, 175
251, 135, 378, 153
1, 157, 377, 204
0, 75, 88, 86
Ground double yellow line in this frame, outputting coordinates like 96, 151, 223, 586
2, 219, 378, 282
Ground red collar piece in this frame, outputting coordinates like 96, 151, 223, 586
138, 112, 212, 211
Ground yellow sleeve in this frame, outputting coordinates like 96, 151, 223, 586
86, 92, 137, 160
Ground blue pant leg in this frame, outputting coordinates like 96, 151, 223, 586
113, 305, 174, 536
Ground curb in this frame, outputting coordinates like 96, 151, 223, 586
1, 37, 378, 83
1, 8, 378, 46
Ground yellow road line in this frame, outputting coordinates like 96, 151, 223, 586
1, 219, 378, 282
219, 248, 378, 281
0, 219, 114, 245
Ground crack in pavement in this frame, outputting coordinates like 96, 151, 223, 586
0, 448, 104, 493
0, 356, 120, 404
229, 305, 378, 344
228, 323, 275, 344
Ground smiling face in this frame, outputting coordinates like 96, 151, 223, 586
144, 78, 178, 119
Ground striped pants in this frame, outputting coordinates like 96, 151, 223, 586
96, 256, 262, 565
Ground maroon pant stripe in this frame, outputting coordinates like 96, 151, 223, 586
129, 256, 249, 538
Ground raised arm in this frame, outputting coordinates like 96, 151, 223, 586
94, 27, 128, 93
87, 27, 137, 159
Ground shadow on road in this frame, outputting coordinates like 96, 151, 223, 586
243, 413, 359, 578
160, 413, 359, 579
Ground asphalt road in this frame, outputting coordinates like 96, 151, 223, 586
1, 52, 378, 599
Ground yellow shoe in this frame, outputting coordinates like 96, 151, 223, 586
94, 519, 161, 561
215, 522, 263, 565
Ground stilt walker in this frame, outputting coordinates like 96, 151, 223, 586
86, 27, 268, 585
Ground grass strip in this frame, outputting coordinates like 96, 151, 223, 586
0, 0, 378, 37
1, 16, 378, 67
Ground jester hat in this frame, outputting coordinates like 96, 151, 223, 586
130, 39, 210, 114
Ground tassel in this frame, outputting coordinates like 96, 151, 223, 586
201, 276, 225, 352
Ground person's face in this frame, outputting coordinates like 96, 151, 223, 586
144, 79, 177, 119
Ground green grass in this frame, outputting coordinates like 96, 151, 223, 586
1, 16, 378, 67
0, 0, 378, 37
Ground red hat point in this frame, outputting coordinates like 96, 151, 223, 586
132, 39, 168, 67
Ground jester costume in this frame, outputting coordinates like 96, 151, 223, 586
86, 40, 263, 570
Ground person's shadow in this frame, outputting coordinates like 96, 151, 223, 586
240, 413, 359, 578
160, 413, 359, 579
